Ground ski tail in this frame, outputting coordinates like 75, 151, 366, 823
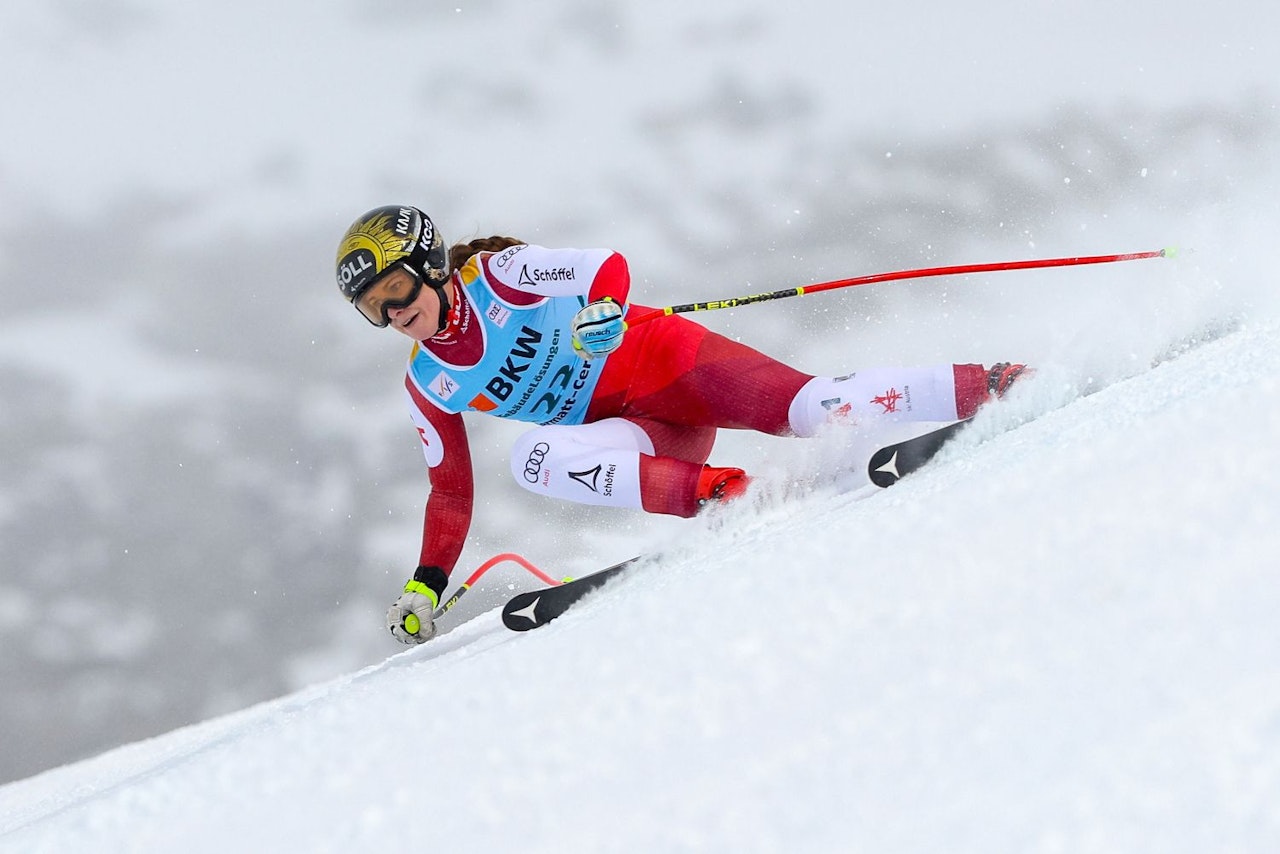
501, 556, 643, 631
867, 420, 971, 487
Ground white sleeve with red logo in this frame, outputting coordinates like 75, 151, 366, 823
483, 245, 631, 305
403, 375, 474, 576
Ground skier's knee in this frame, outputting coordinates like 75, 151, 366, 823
508, 427, 645, 509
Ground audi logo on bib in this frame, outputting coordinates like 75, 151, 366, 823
523, 442, 550, 483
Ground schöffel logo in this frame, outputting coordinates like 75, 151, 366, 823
568, 463, 616, 497
518, 265, 577, 287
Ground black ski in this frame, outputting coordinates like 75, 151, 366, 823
867, 420, 971, 487
501, 556, 644, 632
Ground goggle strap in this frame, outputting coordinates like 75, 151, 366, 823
431, 279, 452, 334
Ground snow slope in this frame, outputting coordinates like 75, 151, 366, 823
2, 316, 1277, 852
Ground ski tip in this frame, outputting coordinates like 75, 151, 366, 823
867, 449, 902, 488
1160, 246, 1179, 259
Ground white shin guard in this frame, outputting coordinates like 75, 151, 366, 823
787, 366, 961, 437
509, 418, 651, 509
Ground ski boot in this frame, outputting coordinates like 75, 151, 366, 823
696, 466, 750, 508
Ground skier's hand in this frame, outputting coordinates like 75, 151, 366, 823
386, 580, 439, 644
571, 298, 626, 359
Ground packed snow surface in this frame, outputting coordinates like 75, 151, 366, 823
2, 318, 1277, 852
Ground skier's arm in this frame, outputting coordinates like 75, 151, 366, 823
387, 378, 475, 644
488, 245, 634, 359
586, 251, 630, 306
405, 385, 474, 576
486, 245, 632, 306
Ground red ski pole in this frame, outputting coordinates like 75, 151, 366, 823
433, 552, 560, 618
626, 248, 1173, 328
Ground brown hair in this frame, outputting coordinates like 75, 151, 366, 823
449, 235, 524, 272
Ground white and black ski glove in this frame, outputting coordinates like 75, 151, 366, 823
571, 297, 626, 359
386, 565, 449, 644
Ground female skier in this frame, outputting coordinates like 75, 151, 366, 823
335, 205, 1024, 643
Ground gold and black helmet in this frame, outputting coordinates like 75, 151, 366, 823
335, 205, 451, 327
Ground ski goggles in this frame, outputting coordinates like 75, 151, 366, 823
352, 263, 424, 328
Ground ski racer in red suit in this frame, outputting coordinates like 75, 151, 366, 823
335, 205, 1025, 643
